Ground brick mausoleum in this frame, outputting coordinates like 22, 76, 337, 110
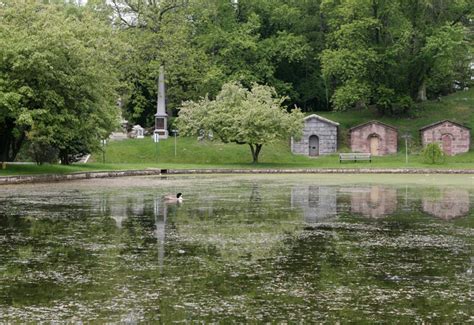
419, 120, 470, 156
349, 121, 398, 156
291, 114, 339, 157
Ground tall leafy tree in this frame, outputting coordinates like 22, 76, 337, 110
176, 82, 304, 163
193, 0, 310, 102
109, 0, 214, 127
240, 0, 329, 111
320, 0, 473, 113
0, 2, 120, 164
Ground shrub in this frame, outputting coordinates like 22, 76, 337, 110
421, 143, 445, 164
29, 142, 59, 165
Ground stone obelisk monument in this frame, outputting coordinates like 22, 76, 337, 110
154, 66, 168, 138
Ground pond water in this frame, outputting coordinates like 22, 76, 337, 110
0, 174, 473, 322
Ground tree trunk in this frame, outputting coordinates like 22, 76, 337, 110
60, 150, 70, 165
249, 143, 263, 163
416, 79, 427, 102
0, 129, 10, 163
0, 118, 27, 163
11, 132, 25, 161
0, 119, 14, 163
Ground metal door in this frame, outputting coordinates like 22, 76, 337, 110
309, 135, 319, 156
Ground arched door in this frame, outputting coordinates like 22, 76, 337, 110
441, 134, 453, 156
309, 135, 319, 157
369, 135, 380, 156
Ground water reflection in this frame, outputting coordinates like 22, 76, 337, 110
422, 188, 470, 220
154, 198, 167, 271
291, 186, 337, 222
0, 176, 472, 323
291, 184, 471, 220
346, 186, 397, 218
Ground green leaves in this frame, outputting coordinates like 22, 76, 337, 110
176, 82, 304, 163
0, 2, 121, 163
320, 0, 472, 112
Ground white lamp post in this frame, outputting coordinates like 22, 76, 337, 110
101, 139, 107, 164
401, 133, 412, 164
172, 129, 178, 157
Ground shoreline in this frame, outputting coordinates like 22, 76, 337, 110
2, 168, 474, 185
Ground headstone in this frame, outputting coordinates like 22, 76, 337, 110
132, 125, 144, 139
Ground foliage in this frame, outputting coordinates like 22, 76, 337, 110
109, 0, 214, 127
422, 143, 446, 164
176, 82, 304, 163
320, 0, 473, 112
0, 2, 120, 164
28, 141, 59, 165
0, 0, 472, 169
105, 0, 472, 119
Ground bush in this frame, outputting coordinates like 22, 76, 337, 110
29, 142, 59, 165
421, 143, 445, 164
375, 87, 413, 116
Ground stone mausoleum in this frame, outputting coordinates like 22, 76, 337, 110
291, 114, 339, 156
419, 120, 470, 156
349, 121, 398, 156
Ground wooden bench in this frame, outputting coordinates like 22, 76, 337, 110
339, 153, 371, 163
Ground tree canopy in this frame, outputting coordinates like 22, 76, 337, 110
320, 0, 473, 113
0, 2, 121, 164
109, 0, 472, 126
0, 0, 472, 164
176, 82, 304, 163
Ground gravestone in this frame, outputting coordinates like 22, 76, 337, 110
132, 125, 144, 139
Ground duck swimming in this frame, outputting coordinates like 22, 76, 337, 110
164, 193, 183, 203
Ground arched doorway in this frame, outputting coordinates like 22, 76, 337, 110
309, 135, 319, 156
368, 186, 381, 209
441, 134, 453, 156
368, 134, 380, 156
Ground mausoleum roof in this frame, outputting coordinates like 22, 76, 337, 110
304, 114, 339, 126
349, 120, 397, 132
419, 120, 470, 131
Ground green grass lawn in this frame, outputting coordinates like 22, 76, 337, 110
88, 135, 474, 168
3, 139, 474, 176
2, 89, 474, 176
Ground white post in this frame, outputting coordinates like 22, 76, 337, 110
172, 129, 178, 157
101, 139, 107, 164
153, 131, 160, 163
402, 133, 411, 165
405, 138, 408, 164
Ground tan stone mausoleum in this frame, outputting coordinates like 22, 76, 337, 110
349, 121, 398, 156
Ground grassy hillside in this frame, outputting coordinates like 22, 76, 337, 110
90, 137, 311, 165
91, 89, 474, 165
87, 135, 474, 168
318, 88, 474, 150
